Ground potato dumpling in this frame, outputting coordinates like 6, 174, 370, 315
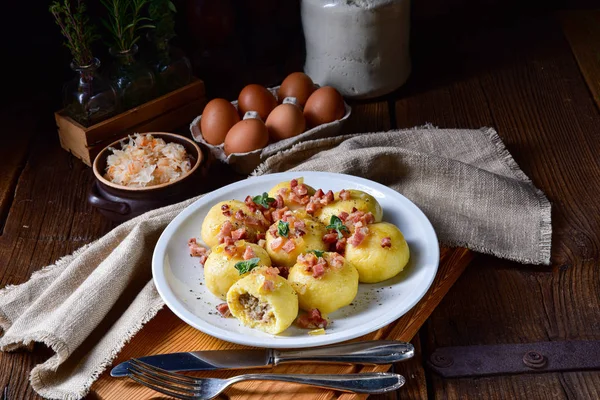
344, 222, 409, 283
288, 252, 359, 314
315, 189, 383, 226
227, 266, 298, 334
268, 177, 316, 211
201, 200, 269, 248
265, 215, 327, 268
204, 241, 271, 299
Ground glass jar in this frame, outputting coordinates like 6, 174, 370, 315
109, 44, 156, 110
150, 36, 192, 96
301, 0, 411, 99
63, 58, 119, 127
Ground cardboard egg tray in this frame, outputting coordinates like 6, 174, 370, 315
189, 86, 351, 175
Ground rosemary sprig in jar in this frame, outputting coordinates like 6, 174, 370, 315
101, 0, 155, 52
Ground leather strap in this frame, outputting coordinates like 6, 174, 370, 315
428, 340, 600, 378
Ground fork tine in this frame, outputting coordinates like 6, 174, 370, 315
130, 359, 201, 385
128, 363, 197, 391
127, 372, 197, 400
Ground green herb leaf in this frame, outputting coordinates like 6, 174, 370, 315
252, 192, 276, 208
277, 220, 290, 238
326, 215, 350, 239
234, 257, 260, 275
308, 250, 325, 258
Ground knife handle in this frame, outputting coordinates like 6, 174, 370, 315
273, 340, 414, 365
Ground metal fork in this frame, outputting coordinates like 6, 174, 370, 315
127, 359, 405, 400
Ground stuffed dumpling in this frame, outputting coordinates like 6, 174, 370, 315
227, 266, 298, 334
268, 177, 315, 211
344, 222, 410, 283
287, 251, 359, 314
201, 200, 269, 248
203, 241, 271, 299
314, 189, 383, 226
265, 211, 327, 268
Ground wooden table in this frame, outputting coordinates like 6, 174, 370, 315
2, 8, 600, 400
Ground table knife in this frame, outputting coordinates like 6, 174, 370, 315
111, 340, 414, 377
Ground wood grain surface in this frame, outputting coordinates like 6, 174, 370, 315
2, 5, 600, 400
399, 10, 600, 400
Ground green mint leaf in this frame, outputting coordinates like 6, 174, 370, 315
308, 250, 325, 258
252, 192, 276, 208
326, 215, 349, 239
277, 220, 290, 238
234, 257, 260, 275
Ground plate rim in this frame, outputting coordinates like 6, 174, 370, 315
152, 171, 439, 348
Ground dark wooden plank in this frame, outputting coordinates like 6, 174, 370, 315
396, 11, 600, 400
560, 10, 600, 110
0, 115, 116, 400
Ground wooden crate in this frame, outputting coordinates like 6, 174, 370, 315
55, 78, 206, 166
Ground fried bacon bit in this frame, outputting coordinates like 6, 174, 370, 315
295, 228, 306, 237
293, 183, 308, 196
264, 266, 280, 277
188, 238, 207, 257
261, 279, 275, 292
258, 239, 267, 248
290, 179, 298, 187
231, 227, 247, 241
221, 204, 232, 216
243, 246, 256, 260
198, 253, 208, 266
294, 220, 306, 230
322, 232, 338, 244
277, 187, 289, 197
305, 201, 318, 214
223, 236, 235, 246
270, 236, 284, 250
257, 232, 266, 240
352, 207, 358, 213
224, 244, 237, 256
296, 309, 327, 329
244, 195, 257, 212
329, 253, 345, 269
298, 253, 328, 278
271, 206, 289, 222
338, 211, 349, 221
234, 210, 246, 220
282, 239, 296, 254
244, 215, 263, 227
322, 190, 335, 205
217, 221, 233, 244
216, 303, 231, 318
335, 237, 347, 253
268, 225, 278, 237
348, 226, 369, 247
275, 194, 285, 209
339, 189, 351, 201
381, 237, 392, 248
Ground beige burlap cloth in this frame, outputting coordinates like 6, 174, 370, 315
0, 128, 551, 399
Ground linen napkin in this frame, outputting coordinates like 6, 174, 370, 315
0, 127, 551, 399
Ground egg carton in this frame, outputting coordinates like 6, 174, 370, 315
189, 86, 352, 175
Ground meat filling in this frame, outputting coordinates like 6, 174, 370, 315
239, 293, 273, 323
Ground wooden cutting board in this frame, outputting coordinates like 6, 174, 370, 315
91, 247, 472, 400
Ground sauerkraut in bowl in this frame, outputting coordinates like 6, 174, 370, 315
104, 133, 192, 188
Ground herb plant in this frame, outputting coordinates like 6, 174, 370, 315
49, 0, 98, 66
326, 215, 350, 239
277, 221, 290, 238
101, 0, 155, 52
252, 192, 276, 209
148, 0, 177, 40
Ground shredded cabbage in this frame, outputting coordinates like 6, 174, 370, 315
104, 133, 192, 188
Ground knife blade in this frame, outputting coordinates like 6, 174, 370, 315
110, 340, 414, 377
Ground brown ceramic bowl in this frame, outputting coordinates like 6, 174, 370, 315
89, 132, 205, 222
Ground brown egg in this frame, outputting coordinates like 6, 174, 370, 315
200, 98, 240, 145
304, 86, 346, 128
266, 98, 306, 142
238, 84, 278, 121
278, 72, 315, 107
224, 113, 269, 155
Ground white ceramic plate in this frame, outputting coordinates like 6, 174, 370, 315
153, 171, 439, 348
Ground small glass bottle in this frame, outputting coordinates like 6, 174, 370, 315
150, 35, 192, 96
109, 44, 156, 110
63, 58, 119, 127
